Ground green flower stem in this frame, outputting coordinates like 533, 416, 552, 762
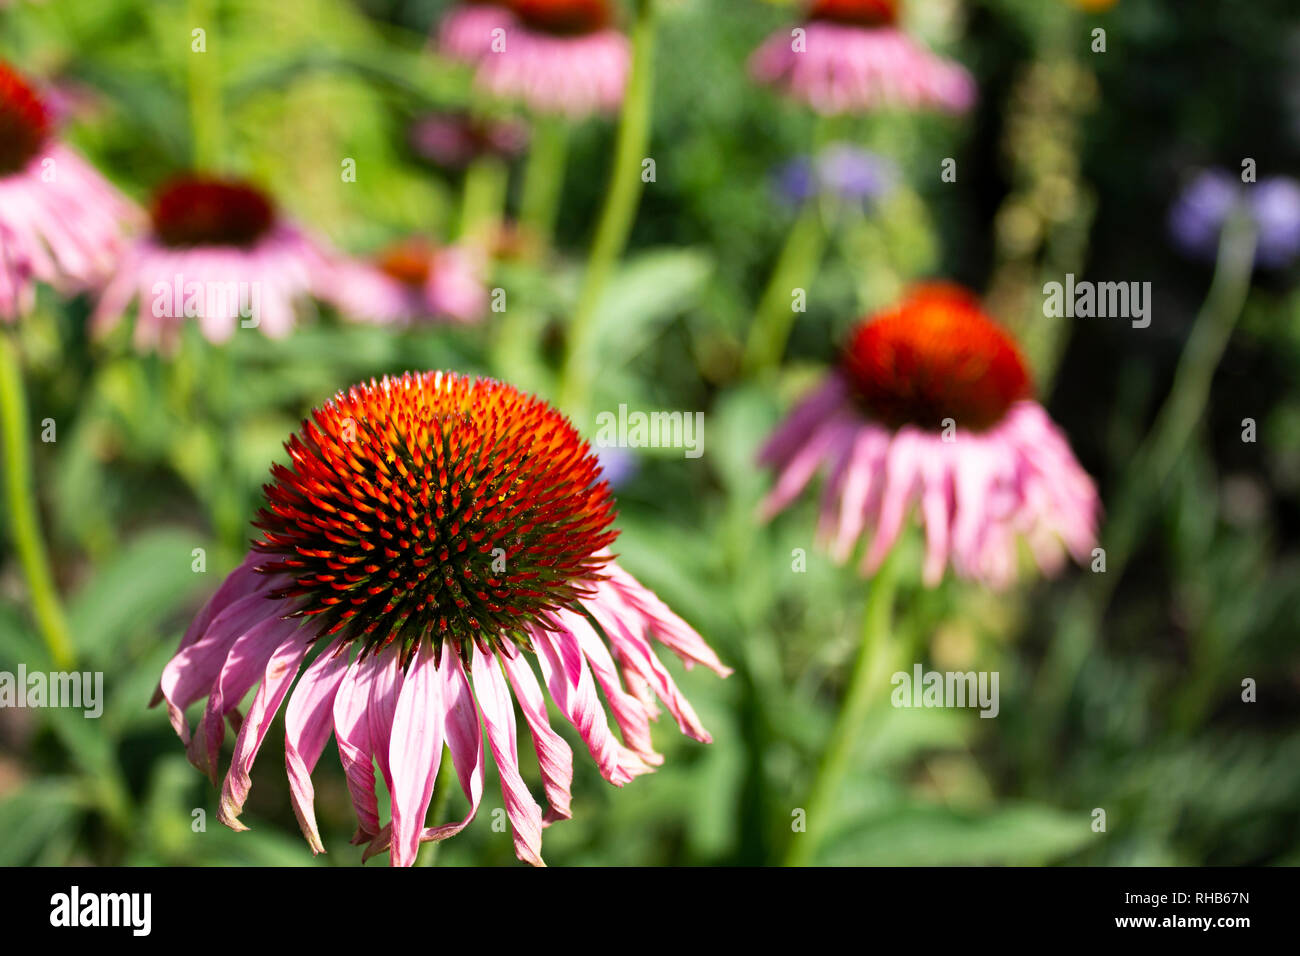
557, 0, 657, 419
459, 154, 509, 240
1035, 211, 1258, 744
741, 113, 840, 378
186, 0, 222, 170
0, 332, 76, 669
1103, 210, 1258, 574
784, 550, 901, 867
518, 117, 570, 247
205, 342, 245, 555
741, 200, 828, 377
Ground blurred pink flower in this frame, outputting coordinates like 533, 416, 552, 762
475, 0, 629, 118
409, 112, 529, 169
0, 62, 136, 321
437, 1, 517, 63
760, 284, 1098, 589
324, 238, 490, 325
153, 372, 730, 866
90, 175, 336, 350
750, 0, 975, 116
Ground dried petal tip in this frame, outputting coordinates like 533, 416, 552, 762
252, 371, 619, 655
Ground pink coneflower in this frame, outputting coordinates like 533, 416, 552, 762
90, 175, 335, 350
437, 1, 517, 63
0, 62, 135, 321
325, 238, 489, 325
475, 0, 630, 118
154, 371, 729, 866
409, 111, 529, 169
750, 0, 976, 115
759, 283, 1099, 589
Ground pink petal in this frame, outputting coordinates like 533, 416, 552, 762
189, 615, 296, 784
501, 645, 574, 824
585, 584, 712, 744
364, 645, 404, 799
471, 643, 545, 867
217, 630, 311, 830
602, 562, 733, 677
158, 589, 289, 745
533, 612, 649, 786
423, 650, 486, 841
284, 638, 351, 854
332, 654, 381, 842
567, 612, 662, 764
388, 639, 444, 867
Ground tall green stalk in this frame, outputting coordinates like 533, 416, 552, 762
784, 550, 901, 866
459, 155, 509, 240
1036, 211, 1258, 739
0, 332, 75, 669
741, 116, 838, 379
1104, 211, 1258, 572
186, 0, 222, 170
557, 0, 657, 418
742, 201, 828, 377
519, 117, 570, 247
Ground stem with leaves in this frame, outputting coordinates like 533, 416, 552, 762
785, 550, 901, 866
557, 0, 657, 419
0, 332, 75, 669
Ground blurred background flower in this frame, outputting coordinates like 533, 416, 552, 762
773, 143, 897, 207
1169, 169, 1300, 270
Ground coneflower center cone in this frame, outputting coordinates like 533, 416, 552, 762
0, 63, 50, 176
252, 372, 618, 658
512, 0, 612, 35
841, 284, 1032, 432
377, 239, 435, 287
807, 0, 900, 27
149, 176, 276, 249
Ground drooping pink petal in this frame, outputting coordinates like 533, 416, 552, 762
532, 612, 650, 787
862, 428, 924, 574
501, 646, 573, 824
387, 639, 444, 867
332, 654, 381, 842
471, 643, 545, 867
585, 584, 713, 744
189, 615, 298, 783
758, 376, 850, 469
567, 611, 662, 765
601, 562, 733, 677
217, 630, 312, 830
831, 424, 890, 562
364, 644, 404, 800
284, 638, 351, 854
423, 650, 486, 841
158, 589, 291, 745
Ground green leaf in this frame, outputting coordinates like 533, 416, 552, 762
0, 781, 84, 866
67, 527, 213, 667
821, 802, 1095, 866
590, 248, 714, 368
